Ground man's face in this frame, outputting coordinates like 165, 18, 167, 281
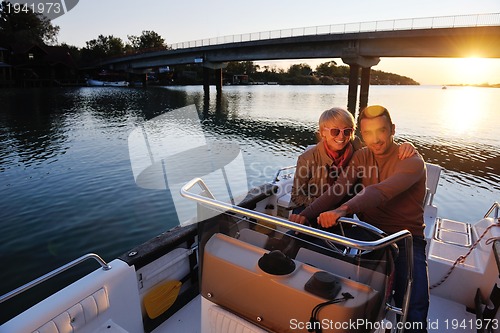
360, 115, 395, 155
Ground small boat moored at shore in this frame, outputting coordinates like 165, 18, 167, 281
86, 78, 129, 87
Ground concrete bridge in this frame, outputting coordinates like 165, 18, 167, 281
99, 13, 500, 115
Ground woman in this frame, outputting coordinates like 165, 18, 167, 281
291, 107, 416, 214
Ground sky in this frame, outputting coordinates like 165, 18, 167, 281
53, 0, 500, 85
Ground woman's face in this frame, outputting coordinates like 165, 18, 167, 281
321, 120, 353, 152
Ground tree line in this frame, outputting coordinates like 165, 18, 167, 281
0, 1, 419, 85
224, 61, 418, 85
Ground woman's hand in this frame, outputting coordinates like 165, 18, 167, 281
399, 142, 417, 160
289, 214, 307, 225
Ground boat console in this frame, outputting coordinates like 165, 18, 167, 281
201, 232, 383, 332
180, 178, 413, 333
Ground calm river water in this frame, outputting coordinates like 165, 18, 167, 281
0, 84, 499, 321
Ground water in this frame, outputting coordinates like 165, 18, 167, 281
0, 85, 499, 322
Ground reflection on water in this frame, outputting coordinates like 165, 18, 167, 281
0, 85, 499, 322
439, 87, 493, 139
195, 85, 500, 222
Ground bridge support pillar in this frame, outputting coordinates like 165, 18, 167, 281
347, 64, 359, 116
359, 67, 371, 112
342, 56, 380, 118
215, 68, 222, 95
203, 61, 227, 97
203, 67, 210, 96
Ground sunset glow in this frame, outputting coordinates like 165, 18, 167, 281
456, 57, 492, 85
367, 57, 500, 85
50, 0, 500, 86
440, 87, 486, 136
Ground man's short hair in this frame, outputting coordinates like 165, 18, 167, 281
358, 105, 393, 128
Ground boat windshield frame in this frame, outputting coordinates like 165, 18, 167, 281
180, 177, 414, 332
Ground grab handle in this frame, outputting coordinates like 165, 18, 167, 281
0, 253, 111, 304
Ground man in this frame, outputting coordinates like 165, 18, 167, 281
290, 105, 429, 333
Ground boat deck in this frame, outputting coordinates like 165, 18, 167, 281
427, 294, 475, 333
153, 293, 476, 333
152, 295, 201, 333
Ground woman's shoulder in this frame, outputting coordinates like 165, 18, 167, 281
297, 143, 323, 162
299, 143, 319, 155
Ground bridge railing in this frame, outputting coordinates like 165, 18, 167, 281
169, 12, 500, 50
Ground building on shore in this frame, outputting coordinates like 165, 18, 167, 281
0, 42, 79, 88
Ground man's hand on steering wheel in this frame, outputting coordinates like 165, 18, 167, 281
317, 204, 350, 228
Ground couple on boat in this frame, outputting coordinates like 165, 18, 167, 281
289, 105, 428, 333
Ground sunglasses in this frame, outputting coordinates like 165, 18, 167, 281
323, 127, 354, 137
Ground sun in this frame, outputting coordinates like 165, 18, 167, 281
456, 57, 491, 85
440, 87, 486, 137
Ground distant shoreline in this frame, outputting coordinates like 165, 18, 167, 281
446, 83, 500, 88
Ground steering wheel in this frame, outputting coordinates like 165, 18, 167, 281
323, 217, 398, 258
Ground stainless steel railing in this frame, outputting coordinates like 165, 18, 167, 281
0, 253, 111, 304
181, 177, 413, 332
169, 12, 500, 50
272, 165, 295, 183
485, 201, 500, 219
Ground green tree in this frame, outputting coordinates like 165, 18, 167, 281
226, 61, 259, 75
252, 64, 283, 83
128, 30, 166, 50
80, 34, 125, 64
315, 61, 338, 77
287, 63, 312, 77
0, 1, 59, 45
60, 42, 81, 64
371, 69, 419, 85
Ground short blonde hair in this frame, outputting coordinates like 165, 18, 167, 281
319, 107, 356, 132
358, 105, 393, 128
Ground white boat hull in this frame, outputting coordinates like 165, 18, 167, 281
86, 79, 129, 87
